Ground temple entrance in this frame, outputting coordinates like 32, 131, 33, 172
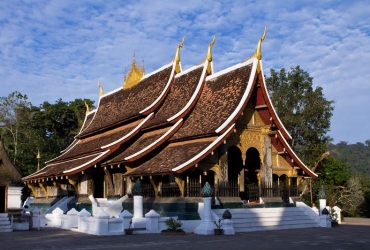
0, 186, 5, 213
93, 171, 105, 198
245, 147, 260, 183
227, 146, 243, 181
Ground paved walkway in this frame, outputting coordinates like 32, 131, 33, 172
0, 218, 369, 250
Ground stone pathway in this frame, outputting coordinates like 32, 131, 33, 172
0, 217, 369, 250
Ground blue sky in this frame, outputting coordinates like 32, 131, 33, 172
0, 0, 369, 144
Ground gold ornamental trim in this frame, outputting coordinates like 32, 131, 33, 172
123, 54, 145, 90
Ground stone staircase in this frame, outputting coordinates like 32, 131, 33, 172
213, 206, 320, 232
0, 213, 13, 233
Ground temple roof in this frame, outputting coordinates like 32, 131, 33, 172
47, 119, 145, 165
78, 63, 175, 138
143, 64, 205, 130
22, 34, 315, 182
0, 136, 22, 184
171, 59, 256, 141
104, 61, 209, 165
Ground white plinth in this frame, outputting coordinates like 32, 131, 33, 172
194, 197, 214, 235
222, 219, 235, 235
133, 196, 143, 219
7, 186, 22, 208
319, 199, 327, 215
320, 215, 331, 227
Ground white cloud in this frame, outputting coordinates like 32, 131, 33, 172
0, 0, 369, 143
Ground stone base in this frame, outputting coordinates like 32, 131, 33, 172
320, 215, 331, 227
13, 222, 29, 231
194, 221, 214, 235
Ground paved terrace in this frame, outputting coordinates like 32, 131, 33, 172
0, 218, 369, 250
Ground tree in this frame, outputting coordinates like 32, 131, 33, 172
0, 93, 95, 176
336, 175, 364, 217
266, 66, 334, 167
0, 91, 32, 166
32, 98, 95, 167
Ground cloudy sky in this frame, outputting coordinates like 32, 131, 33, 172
0, 0, 369, 144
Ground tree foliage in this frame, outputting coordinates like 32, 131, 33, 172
0, 92, 32, 166
265, 66, 334, 167
0, 92, 94, 176
329, 140, 370, 174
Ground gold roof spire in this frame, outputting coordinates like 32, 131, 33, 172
98, 80, 104, 96
174, 36, 185, 74
36, 149, 40, 171
253, 26, 266, 60
123, 53, 145, 90
206, 35, 216, 74
84, 101, 90, 114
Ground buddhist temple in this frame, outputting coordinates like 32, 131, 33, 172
22, 29, 317, 216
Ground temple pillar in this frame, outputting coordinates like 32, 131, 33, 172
80, 174, 88, 196
218, 151, 228, 182
174, 175, 185, 197
260, 127, 272, 185
103, 169, 114, 197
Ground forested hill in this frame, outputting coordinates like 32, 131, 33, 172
329, 140, 370, 174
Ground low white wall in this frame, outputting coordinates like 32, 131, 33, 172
28, 206, 202, 236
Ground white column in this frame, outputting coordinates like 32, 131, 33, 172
132, 195, 146, 228
133, 195, 143, 219
7, 186, 22, 208
194, 197, 214, 235
319, 199, 326, 215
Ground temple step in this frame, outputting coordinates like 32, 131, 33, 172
0, 214, 13, 233
213, 206, 319, 232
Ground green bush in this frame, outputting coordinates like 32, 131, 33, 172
164, 217, 183, 231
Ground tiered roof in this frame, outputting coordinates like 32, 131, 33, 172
23, 32, 317, 182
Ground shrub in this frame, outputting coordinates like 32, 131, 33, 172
165, 217, 183, 231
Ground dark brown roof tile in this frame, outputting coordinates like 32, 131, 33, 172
123, 137, 217, 176
171, 63, 253, 141
79, 65, 173, 137
143, 66, 204, 129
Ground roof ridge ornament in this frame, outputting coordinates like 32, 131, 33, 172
123, 53, 145, 89
84, 101, 90, 114
253, 26, 266, 60
98, 80, 104, 96
206, 35, 216, 74
174, 36, 185, 74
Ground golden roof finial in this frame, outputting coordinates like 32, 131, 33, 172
36, 149, 40, 171
206, 35, 216, 74
98, 80, 104, 96
206, 35, 216, 62
84, 101, 90, 114
123, 53, 145, 89
253, 26, 266, 60
174, 36, 185, 74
